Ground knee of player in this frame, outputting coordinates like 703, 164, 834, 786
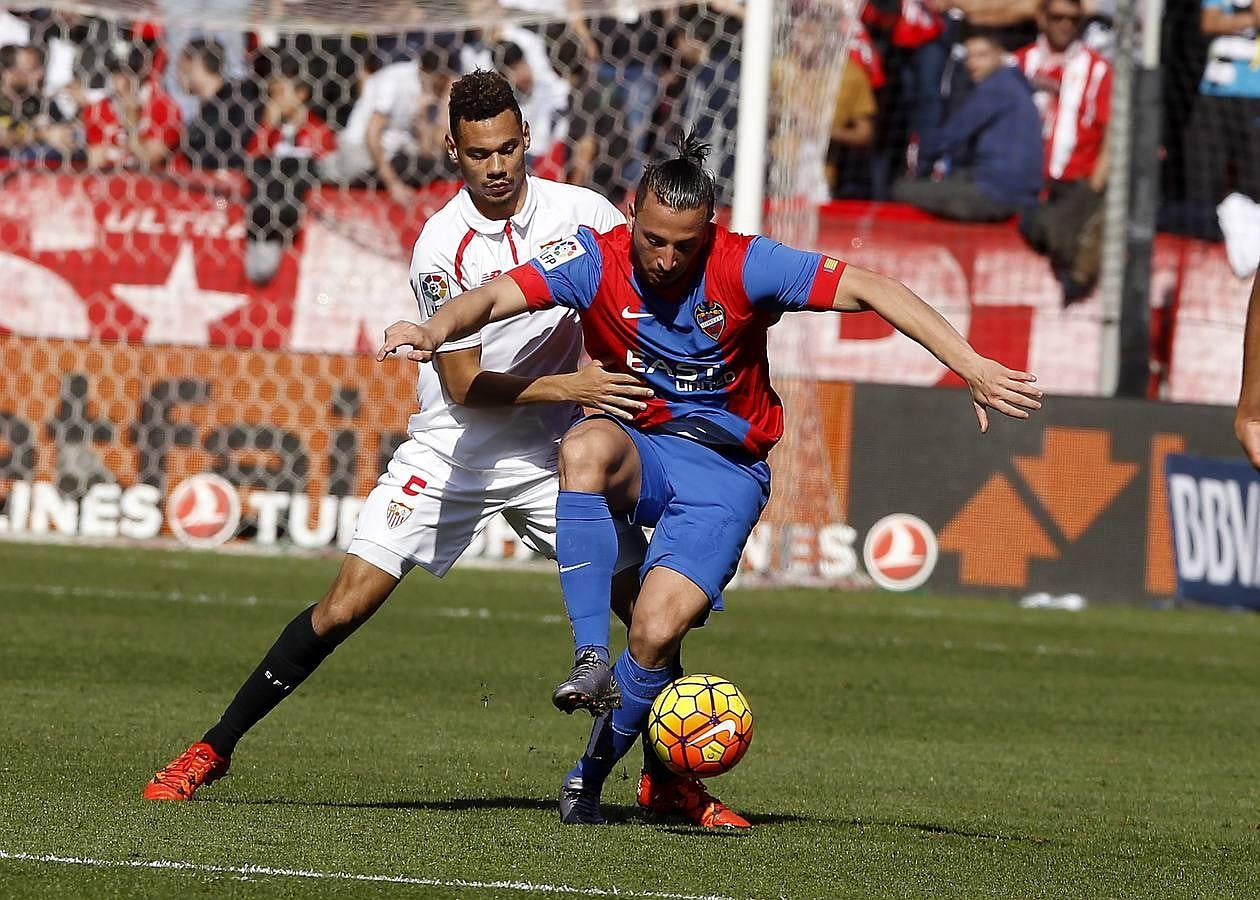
312, 592, 364, 639
627, 616, 685, 667
314, 575, 389, 637
558, 424, 623, 490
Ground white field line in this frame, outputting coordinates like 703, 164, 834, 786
0, 850, 743, 900
0, 582, 566, 625
10, 583, 1231, 660
0, 583, 265, 606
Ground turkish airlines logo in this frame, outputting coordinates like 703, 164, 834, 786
863, 513, 938, 591
167, 473, 241, 547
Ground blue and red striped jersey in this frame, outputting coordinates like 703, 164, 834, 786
506, 224, 846, 459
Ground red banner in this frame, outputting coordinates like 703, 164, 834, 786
0, 172, 1245, 405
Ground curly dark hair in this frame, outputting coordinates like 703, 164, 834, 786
447, 69, 523, 139
636, 129, 716, 216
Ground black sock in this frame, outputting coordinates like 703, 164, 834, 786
202, 605, 336, 758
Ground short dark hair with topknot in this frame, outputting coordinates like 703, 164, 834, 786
448, 69, 523, 139
636, 129, 717, 217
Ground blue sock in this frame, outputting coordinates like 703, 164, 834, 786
576, 650, 673, 793
641, 651, 683, 779
556, 490, 617, 659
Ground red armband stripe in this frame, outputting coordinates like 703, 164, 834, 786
507, 262, 555, 311
805, 256, 846, 310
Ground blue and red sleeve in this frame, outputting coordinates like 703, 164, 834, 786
739, 236, 846, 313
506, 226, 604, 312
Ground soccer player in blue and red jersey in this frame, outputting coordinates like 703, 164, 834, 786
380, 133, 1043, 827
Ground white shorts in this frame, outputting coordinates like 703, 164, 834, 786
347, 437, 645, 580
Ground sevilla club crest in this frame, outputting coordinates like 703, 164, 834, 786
385, 500, 413, 530
694, 300, 726, 340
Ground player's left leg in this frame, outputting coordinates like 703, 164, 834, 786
562, 576, 749, 829
608, 569, 687, 793
143, 442, 479, 801
602, 558, 690, 798
560, 566, 707, 825
560, 434, 769, 826
143, 554, 401, 801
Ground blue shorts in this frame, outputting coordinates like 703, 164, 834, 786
597, 416, 772, 605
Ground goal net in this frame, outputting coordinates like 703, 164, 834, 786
0, 0, 869, 584
753, 0, 867, 586
0, 0, 1163, 589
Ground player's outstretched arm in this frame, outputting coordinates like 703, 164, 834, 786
376, 275, 532, 363
832, 265, 1044, 432
1235, 268, 1260, 468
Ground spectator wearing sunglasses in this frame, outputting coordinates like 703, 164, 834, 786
1015, 0, 1112, 302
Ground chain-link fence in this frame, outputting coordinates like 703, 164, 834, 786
0, 1, 1252, 581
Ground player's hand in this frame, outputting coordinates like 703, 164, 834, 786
377, 320, 441, 363
959, 356, 1043, 433
564, 360, 654, 421
1235, 408, 1260, 468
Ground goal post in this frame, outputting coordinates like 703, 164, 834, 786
730, 0, 772, 235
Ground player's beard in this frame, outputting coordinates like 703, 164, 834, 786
637, 256, 699, 293
475, 174, 523, 216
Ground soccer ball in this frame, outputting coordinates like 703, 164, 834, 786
646, 674, 754, 777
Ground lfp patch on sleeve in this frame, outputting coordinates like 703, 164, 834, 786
535, 238, 585, 271
413, 271, 450, 318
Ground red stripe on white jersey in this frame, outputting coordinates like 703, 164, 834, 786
503, 222, 520, 265
453, 227, 476, 291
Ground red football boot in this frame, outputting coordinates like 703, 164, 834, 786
142, 741, 229, 801
636, 771, 751, 829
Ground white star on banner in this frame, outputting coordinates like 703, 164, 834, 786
112, 242, 248, 345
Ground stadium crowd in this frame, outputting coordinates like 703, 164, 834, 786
0, 1, 1251, 290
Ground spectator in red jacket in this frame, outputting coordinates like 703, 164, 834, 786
247, 56, 336, 161
244, 57, 332, 286
84, 44, 181, 169
1015, 0, 1112, 302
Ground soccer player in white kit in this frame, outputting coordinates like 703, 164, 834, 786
141, 71, 652, 801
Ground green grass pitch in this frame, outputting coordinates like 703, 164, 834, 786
1, 540, 1259, 898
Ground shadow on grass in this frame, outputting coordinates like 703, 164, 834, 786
201, 795, 811, 830
634, 808, 813, 834
842, 818, 1053, 844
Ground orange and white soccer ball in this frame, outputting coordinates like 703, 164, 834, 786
646, 674, 754, 777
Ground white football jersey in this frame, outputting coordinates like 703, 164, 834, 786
407, 176, 624, 472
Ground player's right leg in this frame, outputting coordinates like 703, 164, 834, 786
142, 554, 399, 801
503, 466, 648, 719
550, 417, 643, 714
